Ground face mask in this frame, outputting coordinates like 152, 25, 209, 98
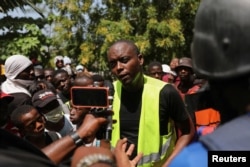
43, 106, 64, 123
14, 79, 35, 89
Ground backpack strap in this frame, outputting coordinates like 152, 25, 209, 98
200, 114, 250, 150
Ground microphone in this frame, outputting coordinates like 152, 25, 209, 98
104, 80, 114, 141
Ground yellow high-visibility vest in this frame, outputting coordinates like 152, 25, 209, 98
111, 75, 177, 167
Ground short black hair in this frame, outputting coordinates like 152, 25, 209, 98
92, 74, 104, 82
44, 67, 55, 73
53, 69, 68, 78
109, 40, 140, 55
29, 80, 56, 96
51, 69, 69, 88
73, 74, 94, 87
148, 61, 162, 71
10, 105, 36, 129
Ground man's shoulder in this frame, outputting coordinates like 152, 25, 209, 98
144, 75, 167, 89
8, 93, 32, 112
0, 129, 56, 167
200, 114, 250, 150
159, 83, 179, 96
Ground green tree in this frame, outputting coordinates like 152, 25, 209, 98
93, 0, 201, 69
0, 0, 43, 14
1, 0, 200, 70
38, 0, 200, 70
44, 0, 103, 69
0, 0, 51, 66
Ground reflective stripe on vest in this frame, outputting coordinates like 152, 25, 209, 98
111, 75, 176, 167
137, 123, 176, 167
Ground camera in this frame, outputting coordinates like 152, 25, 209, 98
70, 86, 113, 140
71, 86, 109, 108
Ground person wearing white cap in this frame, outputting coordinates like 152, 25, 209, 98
75, 64, 85, 74
63, 56, 71, 66
62, 56, 74, 76
162, 64, 177, 84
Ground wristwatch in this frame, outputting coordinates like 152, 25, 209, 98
70, 131, 84, 146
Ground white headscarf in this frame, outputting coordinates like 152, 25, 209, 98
63, 56, 71, 65
4, 55, 32, 80
54, 55, 64, 65
1, 55, 33, 96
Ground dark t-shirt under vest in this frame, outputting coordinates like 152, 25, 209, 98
120, 84, 188, 158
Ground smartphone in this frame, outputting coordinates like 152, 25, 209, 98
71, 86, 109, 108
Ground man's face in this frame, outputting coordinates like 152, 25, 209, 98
69, 101, 89, 125
34, 68, 45, 81
56, 60, 64, 69
148, 65, 164, 80
44, 70, 54, 83
15, 65, 35, 80
21, 108, 45, 137
53, 72, 71, 94
170, 58, 179, 70
107, 42, 143, 86
177, 66, 193, 81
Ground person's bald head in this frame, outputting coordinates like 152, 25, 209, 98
74, 74, 94, 87
71, 146, 115, 167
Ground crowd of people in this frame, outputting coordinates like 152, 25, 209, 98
1, 0, 250, 166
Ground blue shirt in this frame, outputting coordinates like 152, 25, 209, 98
169, 142, 208, 167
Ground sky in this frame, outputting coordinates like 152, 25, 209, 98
0, 0, 103, 19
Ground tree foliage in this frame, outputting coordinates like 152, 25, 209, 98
0, 0, 48, 64
1, 0, 200, 71
47, 0, 200, 71
0, 0, 43, 15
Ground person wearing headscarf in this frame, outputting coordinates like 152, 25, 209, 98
62, 56, 74, 78
54, 55, 64, 70
1, 55, 35, 136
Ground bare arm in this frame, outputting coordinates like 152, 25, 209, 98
41, 114, 108, 164
162, 116, 195, 167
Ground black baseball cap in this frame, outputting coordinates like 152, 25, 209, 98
32, 90, 57, 108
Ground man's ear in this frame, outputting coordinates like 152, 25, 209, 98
138, 54, 144, 65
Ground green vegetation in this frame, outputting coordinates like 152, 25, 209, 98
0, 0, 200, 71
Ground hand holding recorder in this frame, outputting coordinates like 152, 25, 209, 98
71, 84, 114, 141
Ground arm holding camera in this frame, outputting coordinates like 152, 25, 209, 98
71, 82, 114, 141
41, 113, 108, 165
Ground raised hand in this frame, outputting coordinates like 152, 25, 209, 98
113, 138, 143, 167
77, 113, 108, 143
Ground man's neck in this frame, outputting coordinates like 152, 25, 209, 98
122, 72, 144, 92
